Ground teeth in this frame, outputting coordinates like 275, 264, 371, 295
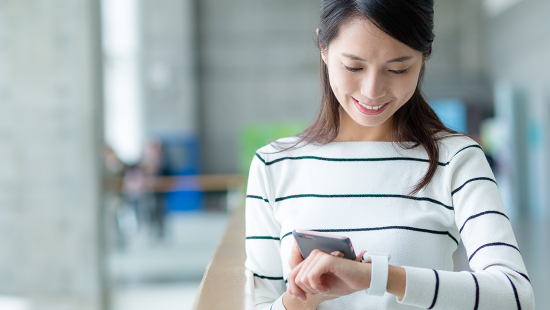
358, 101, 385, 110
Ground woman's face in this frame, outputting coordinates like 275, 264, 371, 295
322, 18, 424, 141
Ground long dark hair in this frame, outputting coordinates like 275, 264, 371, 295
279, 0, 455, 194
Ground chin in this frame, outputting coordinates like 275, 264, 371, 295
347, 114, 385, 127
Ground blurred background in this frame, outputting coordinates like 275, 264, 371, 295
0, 0, 549, 309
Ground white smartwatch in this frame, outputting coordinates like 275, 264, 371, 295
362, 252, 391, 296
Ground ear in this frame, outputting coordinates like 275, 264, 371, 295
317, 28, 328, 64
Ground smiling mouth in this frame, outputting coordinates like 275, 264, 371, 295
353, 98, 389, 110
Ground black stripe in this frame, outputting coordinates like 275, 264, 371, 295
281, 226, 458, 246
448, 145, 484, 165
459, 211, 509, 233
255, 153, 266, 164
516, 271, 531, 284
452, 177, 498, 196
262, 155, 437, 166
253, 273, 284, 281
469, 242, 520, 262
282, 231, 292, 240
275, 194, 453, 210
471, 273, 479, 310
246, 236, 281, 241
255, 144, 483, 167
483, 265, 531, 284
428, 270, 439, 309
505, 274, 522, 310
246, 195, 269, 203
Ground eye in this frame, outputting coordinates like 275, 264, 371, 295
343, 64, 362, 73
389, 68, 409, 75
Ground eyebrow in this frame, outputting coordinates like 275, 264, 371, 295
342, 53, 414, 63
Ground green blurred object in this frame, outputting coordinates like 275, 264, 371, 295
238, 122, 307, 174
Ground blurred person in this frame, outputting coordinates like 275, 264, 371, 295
140, 140, 166, 239
244, 0, 534, 309
103, 144, 131, 248
119, 163, 145, 243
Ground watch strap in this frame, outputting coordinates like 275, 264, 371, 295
362, 252, 390, 296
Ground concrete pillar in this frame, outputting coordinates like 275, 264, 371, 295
0, 1, 105, 309
140, 0, 198, 138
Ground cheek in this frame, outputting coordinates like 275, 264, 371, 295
395, 74, 419, 101
329, 70, 354, 98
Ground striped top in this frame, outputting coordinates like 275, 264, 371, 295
244, 134, 534, 309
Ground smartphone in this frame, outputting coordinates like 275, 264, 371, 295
292, 230, 356, 260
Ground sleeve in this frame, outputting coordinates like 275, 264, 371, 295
398, 144, 535, 309
244, 153, 287, 310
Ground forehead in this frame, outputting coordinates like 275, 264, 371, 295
328, 17, 420, 61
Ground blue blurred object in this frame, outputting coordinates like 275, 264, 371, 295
160, 134, 204, 212
429, 99, 467, 133
165, 190, 204, 212
161, 135, 201, 175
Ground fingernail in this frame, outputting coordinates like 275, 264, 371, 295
298, 296, 306, 302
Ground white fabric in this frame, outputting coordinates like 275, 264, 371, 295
245, 134, 534, 309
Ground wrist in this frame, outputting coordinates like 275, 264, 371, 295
282, 291, 321, 310
386, 265, 406, 301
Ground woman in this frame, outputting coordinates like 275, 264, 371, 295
244, 0, 534, 309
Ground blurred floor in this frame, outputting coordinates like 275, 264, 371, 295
109, 211, 229, 310
113, 282, 199, 310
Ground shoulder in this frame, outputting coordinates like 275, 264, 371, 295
436, 133, 485, 164
255, 136, 310, 160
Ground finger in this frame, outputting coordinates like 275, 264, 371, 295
289, 240, 304, 269
294, 250, 321, 294
287, 261, 308, 301
330, 251, 344, 258
295, 256, 320, 295
298, 250, 331, 294
356, 250, 367, 262
305, 252, 335, 293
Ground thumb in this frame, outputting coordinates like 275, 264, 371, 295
330, 251, 344, 258
289, 240, 304, 269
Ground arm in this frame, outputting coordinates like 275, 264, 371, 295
245, 153, 288, 310
398, 144, 534, 309
284, 143, 534, 309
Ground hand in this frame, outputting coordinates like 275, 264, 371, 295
287, 241, 369, 302
289, 239, 305, 270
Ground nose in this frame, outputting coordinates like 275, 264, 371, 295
360, 71, 387, 100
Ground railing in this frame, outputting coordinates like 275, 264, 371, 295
193, 207, 254, 309
104, 174, 244, 192
104, 174, 245, 211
